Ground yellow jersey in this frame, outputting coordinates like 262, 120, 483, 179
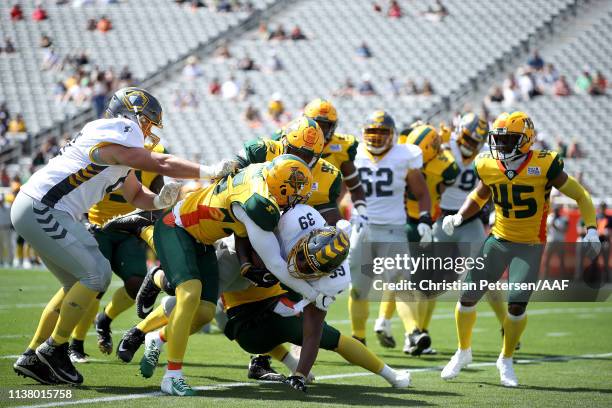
169, 163, 280, 245
243, 138, 342, 211
321, 133, 359, 170
474, 149, 564, 243
406, 149, 459, 221
222, 283, 286, 310
88, 144, 166, 226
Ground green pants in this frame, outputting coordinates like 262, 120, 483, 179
224, 296, 341, 354
93, 229, 147, 282
153, 216, 219, 303
462, 235, 543, 303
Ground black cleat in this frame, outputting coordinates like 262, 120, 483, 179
68, 340, 89, 364
94, 312, 113, 355
36, 340, 83, 385
352, 335, 366, 346
14, 349, 60, 385
247, 355, 286, 382
404, 329, 432, 356
101, 209, 160, 236
117, 327, 146, 363
136, 266, 162, 319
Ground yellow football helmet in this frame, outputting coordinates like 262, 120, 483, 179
489, 111, 535, 161
362, 110, 396, 155
404, 124, 441, 163
263, 154, 313, 208
282, 116, 325, 168
304, 98, 338, 142
456, 112, 488, 158
287, 226, 350, 280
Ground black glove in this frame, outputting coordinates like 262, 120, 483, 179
101, 209, 161, 236
284, 375, 307, 392
240, 262, 279, 288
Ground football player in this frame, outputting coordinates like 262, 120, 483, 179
440, 111, 600, 387
141, 155, 331, 396
349, 111, 432, 345
67, 143, 167, 363
11, 87, 214, 386
374, 124, 459, 355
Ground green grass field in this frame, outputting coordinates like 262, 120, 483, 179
1, 268, 611, 407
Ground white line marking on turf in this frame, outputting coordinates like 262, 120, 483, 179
546, 332, 570, 337
13, 352, 612, 408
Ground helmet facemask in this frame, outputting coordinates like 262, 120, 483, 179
489, 131, 527, 162
314, 118, 337, 143
457, 130, 482, 158
283, 138, 321, 169
363, 127, 394, 155
138, 115, 162, 149
287, 227, 349, 281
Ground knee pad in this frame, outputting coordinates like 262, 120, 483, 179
508, 302, 527, 316
161, 295, 177, 317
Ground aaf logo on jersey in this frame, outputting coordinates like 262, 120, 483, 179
527, 166, 541, 176
328, 144, 342, 152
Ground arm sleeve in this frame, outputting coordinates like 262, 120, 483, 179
232, 203, 319, 301
557, 175, 597, 229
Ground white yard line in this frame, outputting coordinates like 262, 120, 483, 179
12, 352, 612, 408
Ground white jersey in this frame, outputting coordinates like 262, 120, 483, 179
354, 143, 423, 225
21, 118, 145, 218
276, 204, 350, 299
439, 137, 488, 211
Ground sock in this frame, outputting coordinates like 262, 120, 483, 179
396, 298, 417, 333
149, 330, 165, 348
378, 290, 396, 320
486, 291, 507, 325
188, 301, 215, 335
348, 296, 369, 339
28, 288, 65, 350
502, 312, 527, 358
104, 286, 134, 320
422, 299, 436, 331
455, 302, 477, 350
153, 269, 165, 290
136, 304, 169, 333
280, 348, 298, 372
166, 280, 201, 363
140, 226, 156, 253
268, 344, 290, 362
335, 334, 384, 374
51, 282, 97, 345
379, 364, 398, 384
165, 364, 182, 378
71, 298, 100, 341
16, 243, 23, 262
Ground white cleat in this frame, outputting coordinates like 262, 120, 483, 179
161, 375, 196, 396
389, 369, 411, 388
496, 355, 519, 387
441, 348, 472, 380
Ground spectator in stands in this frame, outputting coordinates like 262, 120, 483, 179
221, 75, 239, 99
356, 41, 372, 59
575, 68, 593, 94
41, 48, 60, 71
421, 79, 434, 96
257, 21, 270, 40
238, 79, 255, 100
373, 2, 382, 13
3, 38, 16, 54
237, 54, 258, 71
8, 114, 26, 133
539, 63, 559, 90
387, 77, 401, 97
388, 0, 402, 18
592, 71, 608, 95
555, 136, 567, 158
265, 50, 283, 72
567, 138, 583, 159
52, 80, 67, 102
267, 93, 289, 124
404, 79, 418, 95
183, 90, 198, 109
358, 74, 377, 96
32, 4, 48, 21
527, 49, 544, 71
213, 42, 232, 61
0, 167, 9, 187
10, 4, 24, 21
208, 77, 221, 95
243, 104, 262, 128
485, 85, 504, 104
517, 66, 542, 100
0, 103, 9, 136
39, 34, 52, 48
183, 55, 204, 79
215, 0, 232, 12
86, 18, 97, 31
544, 205, 568, 275
97, 15, 112, 33
118, 65, 133, 86
595, 202, 612, 275
424, 0, 449, 21
92, 75, 108, 117
290, 25, 307, 41
269, 25, 287, 41
553, 75, 571, 97
502, 73, 521, 107
334, 78, 356, 98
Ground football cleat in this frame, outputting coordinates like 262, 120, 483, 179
117, 327, 146, 363
404, 329, 431, 356
422, 347, 438, 355
136, 266, 162, 319
247, 355, 285, 382
161, 375, 196, 396
374, 318, 396, 348
94, 312, 113, 355
262, 154, 313, 209
497, 355, 519, 387
101, 209, 159, 236
13, 350, 60, 385
389, 369, 411, 388
36, 339, 83, 385
140, 332, 163, 378
68, 340, 89, 364
441, 348, 472, 380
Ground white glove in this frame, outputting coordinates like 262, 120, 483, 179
583, 228, 601, 257
352, 204, 369, 234
199, 159, 238, 180
417, 223, 433, 244
336, 219, 352, 239
153, 182, 182, 209
314, 292, 335, 311
442, 214, 463, 236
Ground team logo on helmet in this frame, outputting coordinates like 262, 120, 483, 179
285, 166, 309, 192
122, 89, 149, 114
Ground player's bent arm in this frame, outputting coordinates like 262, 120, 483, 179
550, 171, 597, 228
459, 180, 491, 220
295, 303, 326, 378
234, 235, 253, 266
231, 204, 319, 301
121, 171, 158, 210
406, 168, 431, 214
93, 144, 203, 179
341, 161, 366, 204
319, 206, 342, 225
